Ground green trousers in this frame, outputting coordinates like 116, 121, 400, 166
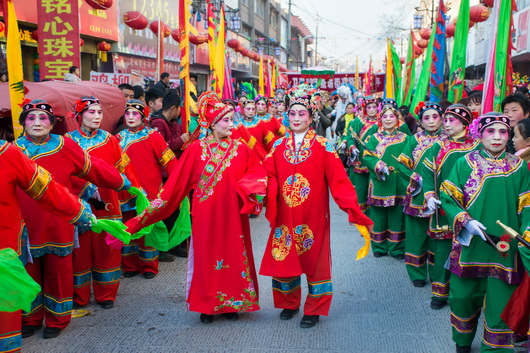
349, 170, 369, 212
430, 238, 452, 301
449, 274, 517, 352
404, 215, 432, 282
369, 205, 404, 257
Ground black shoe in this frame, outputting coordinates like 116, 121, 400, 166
280, 308, 299, 320
21, 325, 41, 338
300, 315, 319, 328
412, 280, 426, 288
200, 314, 214, 324
72, 302, 85, 309
143, 272, 156, 279
393, 254, 405, 261
456, 344, 471, 353
123, 271, 140, 278
98, 300, 114, 309
168, 246, 188, 258
430, 299, 447, 310
222, 312, 239, 321
373, 251, 387, 258
43, 327, 62, 339
158, 252, 176, 262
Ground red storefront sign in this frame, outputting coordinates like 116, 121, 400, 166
287, 72, 385, 93
37, 0, 80, 80
113, 54, 179, 78
90, 72, 131, 85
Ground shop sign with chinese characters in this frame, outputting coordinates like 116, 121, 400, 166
37, 0, 80, 80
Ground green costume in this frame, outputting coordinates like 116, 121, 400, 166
440, 149, 530, 352
397, 129, 446, 283
421, 134, 480, 301
363, 129, 408, 257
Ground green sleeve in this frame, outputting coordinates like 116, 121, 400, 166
361, 135, 382, 175
420, 143, 439, 200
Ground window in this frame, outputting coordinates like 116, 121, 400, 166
270, 8, 278, 27
255, 0, 265, 17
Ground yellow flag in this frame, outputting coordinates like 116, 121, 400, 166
355, 224, 371, 260
259, 54, 264, 96
271, 61, 276, 94
214, 7, 225, 95
385, 38, 395, 99
6, 0, 25, 139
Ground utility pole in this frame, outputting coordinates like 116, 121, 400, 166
287, 0, 292, 70
315, 14, 319, 65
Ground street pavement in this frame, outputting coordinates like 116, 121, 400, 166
23, 201, 517, 353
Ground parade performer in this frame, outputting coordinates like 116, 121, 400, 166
421, 104, 480, 310
255, 95, 286, 150
260, 84, 373, 329
66, 96, 137, 310
0, 140, 92, 351
239, 99, 272, 158
13, 100, 131, 339
362, 99, 408, 259
398, 102, 446, 287
117, 100, 177, 279
126, 92, 266, 324
329, 84, 353, 141
440, 112, 530, 353
342, 96, 380, 213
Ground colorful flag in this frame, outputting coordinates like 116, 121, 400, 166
259, 54, 264, 96
385, 39, 395, 100
401, 32, 415, 108
354, 56, 360, 90
429, 0, 447, 102
207, 0, 216, 72
483, 0, 516, 112
213, 6, 226, 95
409, 22, 437, 118
271, 61, 277, 94
390, 40, 402, 105
447, 0, 469, 103
222, 53, 234, 100
4, 0, 24, 139
364, 56, 373, 95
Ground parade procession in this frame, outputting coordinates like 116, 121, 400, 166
2, 0, 530, 352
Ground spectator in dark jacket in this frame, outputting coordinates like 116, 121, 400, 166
149, 90, 189, 159
153, 72, 170, 93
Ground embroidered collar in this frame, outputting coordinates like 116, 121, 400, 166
118, 126, 151, 151
16, 134, 63, 159
480, 148, 506, 161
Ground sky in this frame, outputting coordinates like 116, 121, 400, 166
282, 0, 420, 72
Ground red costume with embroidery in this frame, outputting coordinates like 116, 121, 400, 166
66, 128, 138, 306
117, 126, 177, 275
126, 136, 266, 314
260, 130, 373, 315
0, 141, 87, 353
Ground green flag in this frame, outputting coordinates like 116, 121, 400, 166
447, 0, 470, 103
390, 40, 403, 105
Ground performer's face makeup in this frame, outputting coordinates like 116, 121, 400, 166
277, 102, 286, 113
503, 102, 529, 128
256, 100, 267, 114
381, 110, 398, 132
25, 111, 53, 141
443, 114, 465, 137
366, 103, 378, 117
81, 104, 103, 132
421, 109, 442, 134
212, 112, 234, 139
482, 123, 509, 156
289, 105, 312, 133
243, 103, 256, 119
268, 104, 278, 115
124, 109, 143, 130
513, 124, 530, 152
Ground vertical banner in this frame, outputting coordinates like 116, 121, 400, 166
447, 0, 469, 103
429, 0, 447, 102
37, 0, 80, 80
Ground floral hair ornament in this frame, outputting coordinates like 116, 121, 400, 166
444, 103, 473, 126
74, 96, 100, 118
363, 96, 378, 108
287, 83, 318, 113
254, 95, 269, 105
414, 101, 442, 119
468, 112, 511, 139
197, 91, 232, 128
125, 99, 150, 120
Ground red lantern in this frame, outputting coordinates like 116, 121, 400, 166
470, 5, 490, 22
85, 0, 113, 10
171, 29, 181, 42
198, 34, 208, 44
482, 0, 494, 8
189, 34, 200, 45
80, 38, 85, 47
446, 22, 456, 37
419, 28, 432, 40
0, 21, 4, 33
31, 30, 38, 41
469, 20, 475, 28
97, 41, 111, 62
227, 39, 240, 49
123, 11, 148, 30
150, 21, 170, 37
417, 39, 428, 49
240, 47, 249, 56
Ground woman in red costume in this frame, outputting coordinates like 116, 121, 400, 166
126, 92, 266, 324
